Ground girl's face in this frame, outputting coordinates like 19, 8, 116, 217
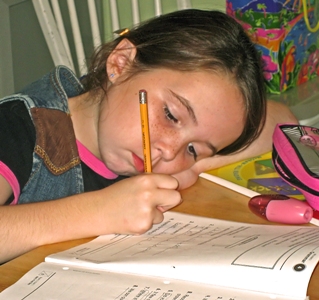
97, 68, 245, 176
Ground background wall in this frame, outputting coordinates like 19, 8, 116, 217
0, 0, 225, 98
102, 0, 225, 42
1, 1, 318, 127
0, 0, 54, 97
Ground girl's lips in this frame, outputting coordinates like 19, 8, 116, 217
132, 153, 145, 173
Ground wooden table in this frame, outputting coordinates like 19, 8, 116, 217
0, 176, 318, 298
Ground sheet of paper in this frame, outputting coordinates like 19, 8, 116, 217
46, 212, 319, 299
0, 262, 306, 300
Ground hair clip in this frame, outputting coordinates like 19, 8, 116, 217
114, 28, 130, 36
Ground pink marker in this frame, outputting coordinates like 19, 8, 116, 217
249, 194, 313, 224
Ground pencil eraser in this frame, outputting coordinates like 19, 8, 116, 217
249, 194, 313, 224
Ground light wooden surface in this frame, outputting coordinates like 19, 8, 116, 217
0, 176, 318, 299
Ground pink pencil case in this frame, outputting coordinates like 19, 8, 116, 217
272, 123, 319, 211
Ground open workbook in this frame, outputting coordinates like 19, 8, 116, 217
1, 211, 319, 300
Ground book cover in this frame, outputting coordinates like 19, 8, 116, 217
207, 151, 305, 199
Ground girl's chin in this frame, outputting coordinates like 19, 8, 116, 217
103, 157, 137, 176
107, 165, 137, 176
117, 167, 140, 176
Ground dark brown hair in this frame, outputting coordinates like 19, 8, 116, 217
82, 9, 266, 155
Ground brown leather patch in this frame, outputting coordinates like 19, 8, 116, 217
31, 107, 81, 175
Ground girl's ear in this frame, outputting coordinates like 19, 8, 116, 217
106, 38, 137, 83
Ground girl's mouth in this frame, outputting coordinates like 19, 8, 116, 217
132, 153, 145, 173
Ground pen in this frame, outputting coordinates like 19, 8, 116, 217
139, 89, 152, 173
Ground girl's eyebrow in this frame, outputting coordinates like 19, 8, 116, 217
169, 89, 197, 125
169, 89, 217, 157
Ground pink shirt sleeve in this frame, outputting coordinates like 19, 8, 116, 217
0, 161, 20, 205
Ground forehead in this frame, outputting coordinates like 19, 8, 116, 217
151, 68, 244, 115
145, 67, 239, 95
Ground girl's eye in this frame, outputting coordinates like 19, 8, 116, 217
187, 143, 197, 161
164, 106, 178, 123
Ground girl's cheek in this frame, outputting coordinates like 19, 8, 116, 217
172, 160, 195, 174
154, 156, 194, 174
177, 156, 194, 169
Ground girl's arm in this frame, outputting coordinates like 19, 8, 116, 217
0, 174, 181, 264
175, 101, 298, 190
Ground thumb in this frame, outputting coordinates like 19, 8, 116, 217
172, 167, 199, 190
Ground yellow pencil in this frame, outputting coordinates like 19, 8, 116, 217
139, 89, 152, 173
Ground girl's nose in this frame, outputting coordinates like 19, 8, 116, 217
154, 140, 178, 162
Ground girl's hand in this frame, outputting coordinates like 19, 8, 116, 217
95, 174, 181, 235
0, 174, 180, 263
173, 164, 202, 190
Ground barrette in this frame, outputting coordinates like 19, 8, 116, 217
113, 28, 130, 36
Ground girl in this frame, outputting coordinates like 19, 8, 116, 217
0, 9, 296, 263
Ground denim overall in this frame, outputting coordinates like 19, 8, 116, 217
1, 66, 84, 203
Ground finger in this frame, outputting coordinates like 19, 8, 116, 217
152, 174, 179, 190
155, 189, 182, 212
172, 168, 198, 190
153, 208, 165, 224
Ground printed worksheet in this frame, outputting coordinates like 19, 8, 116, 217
0, 262, 305, 300
45, 212, 319, 299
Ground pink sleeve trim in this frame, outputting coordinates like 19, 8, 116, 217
76, 140, 118, 179
0, 161, 20, 205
